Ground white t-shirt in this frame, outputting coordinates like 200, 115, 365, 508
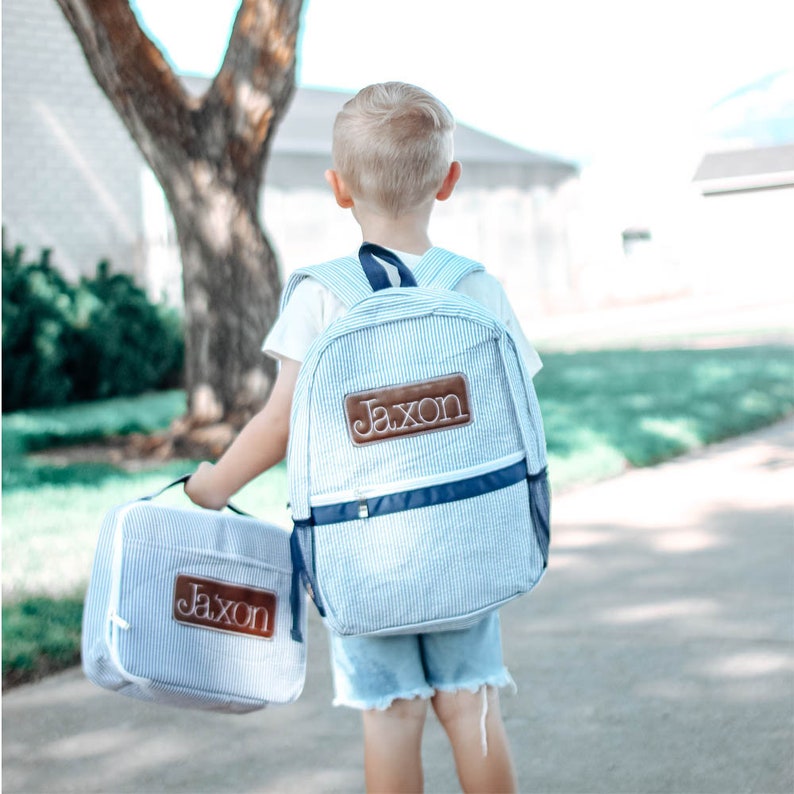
263, 250, 542, 377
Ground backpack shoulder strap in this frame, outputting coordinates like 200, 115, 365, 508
281, 247, 484, 311
280, 255, 371, 312
413, 247, 485, 290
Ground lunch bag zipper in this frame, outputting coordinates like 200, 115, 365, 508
107, 503, 151, 688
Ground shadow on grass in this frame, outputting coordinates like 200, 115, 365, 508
1, 389, 186, 454
2, 595, 84, 690
2, 388, 190, 494
536, 345, 794, 476
2, 459, 192, 493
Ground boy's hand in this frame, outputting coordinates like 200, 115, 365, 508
182, 358, 300, 512
184, 462, 228, 511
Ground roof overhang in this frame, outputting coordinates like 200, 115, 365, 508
693, 144, 794, 195
181, 78, 578, 190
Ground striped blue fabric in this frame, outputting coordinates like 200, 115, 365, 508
281, 255, 367, 310
286, 249, 550, 637
82, 494, 306, 713
411, 247, 484, 289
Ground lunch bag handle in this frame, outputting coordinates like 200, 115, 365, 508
142, 474, 250, 516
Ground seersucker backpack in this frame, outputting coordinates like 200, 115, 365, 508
287, 243, 550, 638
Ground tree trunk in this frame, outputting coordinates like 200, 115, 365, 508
55, 0, 304, 426
166, 177, 279, 425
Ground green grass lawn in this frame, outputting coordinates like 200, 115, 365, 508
537, 346, 794, 488
2, 389, 187, 458
3, 345, 793, 687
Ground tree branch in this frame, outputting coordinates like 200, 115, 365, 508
55, 0, 195, 157
56, 0, 304, 201
205, 0, 305, 184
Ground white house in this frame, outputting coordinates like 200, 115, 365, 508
688, 143, 794, 298
2, 0, 581, 326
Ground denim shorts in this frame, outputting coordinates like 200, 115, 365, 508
328, 611, 515, 710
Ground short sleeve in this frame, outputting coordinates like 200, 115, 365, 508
455, 271, 543, 378
262, 278, 346, 363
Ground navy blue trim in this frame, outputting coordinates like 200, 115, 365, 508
311, 501, 363, 525
359, 243, 418, 291
527, 468, 551, 567
527, 466, 548, 482
289, 528, 307, 642
311, 459, 529, 526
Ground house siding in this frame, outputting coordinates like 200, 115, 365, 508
2, 0, 146, 280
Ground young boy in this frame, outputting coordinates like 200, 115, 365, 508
186, 82, 542, 794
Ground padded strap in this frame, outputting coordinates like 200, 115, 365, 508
280, 256, 369, 311
280, 247, 485, 312
413, 247, 485, 290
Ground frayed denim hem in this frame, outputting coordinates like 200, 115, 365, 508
332, 670, 516, 712
332, 685, 435, 711
431, 668, 517, 697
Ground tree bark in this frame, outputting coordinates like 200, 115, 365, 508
168, 183, 279, 425
55, 0, 305, 424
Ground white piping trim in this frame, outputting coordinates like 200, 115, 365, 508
107, 503, 152, 689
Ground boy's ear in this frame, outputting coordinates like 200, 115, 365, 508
436, 161, 462, 202
325, 169, 355, 209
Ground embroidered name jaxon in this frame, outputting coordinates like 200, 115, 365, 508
345, 373, 472, 445
173, 574, 277, 640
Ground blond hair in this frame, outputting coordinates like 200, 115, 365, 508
332, 82, 455, 217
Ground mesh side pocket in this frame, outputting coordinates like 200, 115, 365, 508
528, 469, 551, 565
291, 522, 323, 615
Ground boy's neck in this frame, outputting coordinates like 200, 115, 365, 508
354, 204, 433, 256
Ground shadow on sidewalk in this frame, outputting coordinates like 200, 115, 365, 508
3, 420, 793, 793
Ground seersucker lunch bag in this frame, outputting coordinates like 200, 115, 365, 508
287, 244, 551, 637
82, 477, 306, 713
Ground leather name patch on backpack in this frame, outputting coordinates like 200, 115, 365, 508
173, 574, 277, 639
345, 373, 472, 445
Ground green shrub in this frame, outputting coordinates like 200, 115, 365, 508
72, 261, 184, 400
2, 246, 79, 409
2, 242, 184, 411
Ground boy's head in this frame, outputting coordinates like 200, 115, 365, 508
330, 82, 456, 217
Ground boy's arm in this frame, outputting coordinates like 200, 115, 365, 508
185, 357, 301, 510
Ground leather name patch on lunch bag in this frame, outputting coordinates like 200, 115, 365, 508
82, 477, 306, 713
285, 244, 551, 637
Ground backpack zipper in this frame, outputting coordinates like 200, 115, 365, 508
310, 450, 526, 507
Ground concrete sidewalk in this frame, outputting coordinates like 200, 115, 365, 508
4, 419, 793, 793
